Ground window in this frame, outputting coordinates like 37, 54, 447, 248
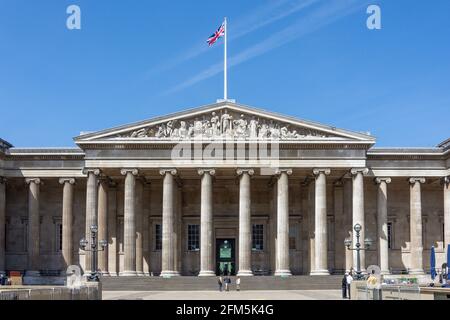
387, 222, 393, 249
289, 225, 297, 250
252, 224, 264, 251
56, 223, 63, 251
188, 224, 200, 251
155, 224, 162, 251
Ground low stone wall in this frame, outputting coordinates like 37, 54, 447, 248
0, 282, 102, 300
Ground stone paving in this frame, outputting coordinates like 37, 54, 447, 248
103, 289, 343, 300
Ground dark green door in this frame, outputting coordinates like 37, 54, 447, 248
216, 239, 236, 275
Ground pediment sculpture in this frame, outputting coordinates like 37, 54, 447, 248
116, 110, 332, 140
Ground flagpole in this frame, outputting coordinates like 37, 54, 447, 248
224, 17, 227, 101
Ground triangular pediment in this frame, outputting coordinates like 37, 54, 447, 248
74, 101, 375, 144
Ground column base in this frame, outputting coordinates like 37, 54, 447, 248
237, 270, 253, 276
160, 270, 178, 277
409, 269, 425, 275
198, 270, 216, 277
274, 269, 292, 276
25, 270, 40, 277
119, 270, 138, 276
100, 271, 111, 277
171, 271, 181, 276
136, 271, 145, 276
310, 269, 330, 276
380, 270, 390, 275
108, 272, 118, 277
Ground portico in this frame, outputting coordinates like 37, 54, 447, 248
0, 102, 449, 278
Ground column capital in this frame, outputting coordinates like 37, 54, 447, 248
197, 168, 215, 176
350, 168, 369, 176
409, 177, 426, 185
313, 168, 331, 176
121, 168, 139, 176
25, 178, 41, 185
441, 176, 450, 187
59, 178, 76, 185
236, 168, 254, 176
274, 168, 292, 176
160, 168, 177, 176
82, 168, 101, 176
375, 177, 391, 185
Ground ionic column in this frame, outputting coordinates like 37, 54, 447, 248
311, 168, 330, 275
26, 178, 41, 276
97, 178, 109, 275
83, 168, 100, 273
274, 169, 292, 276
443, 177, 450, 248
173, 183, 182, 276
375, 177, 391, 275
351, 168, 368, 271
160, 169, 177, 277
0, 178, 6, 274
409, 177, 425, 275
198, 169, 215, 277
333, 180, 344, 272
59, 178, 75, 270
343, 178, 353, 272
135, 178, 144, 276
120, 169, 138, 276
237, 169, 254, 276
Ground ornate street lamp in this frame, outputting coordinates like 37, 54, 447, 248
79, 225, 108, 282
344, 223, 372, 280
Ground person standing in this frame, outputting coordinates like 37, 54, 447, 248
225, 277, 230, 291
236, 277, 241, 291
341, 273, 348, 298
218, 276, 223, 292
346, 272, 353, 299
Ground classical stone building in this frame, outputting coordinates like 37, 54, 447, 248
0, 101, 449, 277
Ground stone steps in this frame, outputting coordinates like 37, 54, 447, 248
101, 275, 342, 291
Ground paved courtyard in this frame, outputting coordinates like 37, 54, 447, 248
103, 290, 343, 300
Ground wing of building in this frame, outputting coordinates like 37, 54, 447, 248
0, 101, 449, 278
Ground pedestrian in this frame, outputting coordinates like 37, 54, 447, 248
236, 277, 241, 291
341, 273, 348, 298
218, 276, 223, 292
0, 273, 4, 286
346, 272, 353, 299
225, 277, 230, 291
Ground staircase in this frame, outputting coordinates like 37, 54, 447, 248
101, 275, 342, 291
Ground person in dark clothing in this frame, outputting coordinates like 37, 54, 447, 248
342, 273, 348, 298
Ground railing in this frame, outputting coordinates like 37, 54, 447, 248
355, 283, 421, 300
0, 284, 101, 300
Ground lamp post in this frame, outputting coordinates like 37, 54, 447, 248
344, 223, 373, 280
79, 225, 108, 281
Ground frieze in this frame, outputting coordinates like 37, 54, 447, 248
114, 110, 334, 141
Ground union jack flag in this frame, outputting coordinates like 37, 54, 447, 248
207, 22, 225, 46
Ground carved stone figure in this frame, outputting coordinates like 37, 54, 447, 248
259, 124, 268, 139
221, 111, 233, 135
211, 112, 220, 136
249, 118, 258, 139
234, 114, 248, 138
179, 121, 188, 139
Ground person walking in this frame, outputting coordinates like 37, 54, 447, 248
341, 273, 348, 298
218, 276, 223, 292
346, 272, 353, 299
236, 277, 241, 291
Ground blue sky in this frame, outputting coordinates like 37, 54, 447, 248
0, 0, 449, 147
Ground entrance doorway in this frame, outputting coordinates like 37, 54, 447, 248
216, 239, 236, 276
